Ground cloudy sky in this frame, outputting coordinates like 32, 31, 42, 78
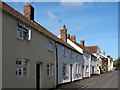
4, 1, 118, 60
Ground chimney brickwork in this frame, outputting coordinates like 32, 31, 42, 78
60, 29, 67, 42
67, 34, 70, 39
103, 51, 106, 55
80, 40, 85, 46
70, 35, 76, 42
24, 3, 34, 21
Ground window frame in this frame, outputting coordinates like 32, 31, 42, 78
17, 21, 31, 41
47, 63, 52, 76
63, 46, 66, 57
16, 58, 29, 77
70, 50, 73, 59
48, 39, 54, 51
86, 66, 89, 72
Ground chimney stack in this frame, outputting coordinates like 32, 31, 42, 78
67, 34, 70, 39
60, 25, 67, 42
103, 51, 106, 55
80, 40, 85, 46
24, 3, 34, 21
107, 55, 110, 58
70, 35, 76, 42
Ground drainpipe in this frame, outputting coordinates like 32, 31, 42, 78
55, 42, 58, 86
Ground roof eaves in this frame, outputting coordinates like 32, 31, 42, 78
2, 2, 80, 54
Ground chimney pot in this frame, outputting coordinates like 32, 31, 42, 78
67, 34, 70, 39
24, 3, 34, 21
70, 35, 76, 42
80, 40, 85, 46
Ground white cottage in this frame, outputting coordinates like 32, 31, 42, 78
107, 56, 113, 71
67, 36, 91, 78
58, 26, 91, 78
56, 26, 84, 85
90, 54, 98, 75
86, 46, 101, 74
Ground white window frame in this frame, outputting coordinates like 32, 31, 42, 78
86, 66, 89, 72
63, 46, 66, 57
17, 21, 31, 41
76, 64, 79, 74
78, 64, 81, 74
47, 63, 52, 76
76, 54, 79, 61
16, 58, 28, 77
48, 39, 53, 51
63, 63, 66, 76
70, 50, 73, 59
63, 63, 69, 80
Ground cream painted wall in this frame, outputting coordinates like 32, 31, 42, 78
2, 11, 56, 88
0, 1, 2, 89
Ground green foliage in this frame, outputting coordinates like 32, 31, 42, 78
114, 58, 120, 70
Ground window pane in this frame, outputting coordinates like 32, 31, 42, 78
19, 69, 22, 75
18, 22, 22, 28
18, 29, 23, 39
19, 61, 22, 65
16, 61, 19, 65
23, 31, 28, 40
16, 69, 18, 75
23, 67, 27, 76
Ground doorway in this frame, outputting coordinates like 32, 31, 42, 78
70, 64, 72, 82
92, 66, 94, 74
82, 66, 84, 78
36, 64, 41, 89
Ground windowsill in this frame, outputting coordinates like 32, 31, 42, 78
16, 75, 28, 78
48, 49, 53, 52
17, 37, 30, 42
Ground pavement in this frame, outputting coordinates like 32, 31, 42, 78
55, 71, 119, 89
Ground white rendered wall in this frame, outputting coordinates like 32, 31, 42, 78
83, 53, 91, 77
57, 43, 84, 84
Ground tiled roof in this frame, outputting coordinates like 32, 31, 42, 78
2, 2, 80, 53
86, 46, 98, 53
76, 43, 91, 54
69, 39, 91, 54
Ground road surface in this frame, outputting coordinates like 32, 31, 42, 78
56, 71, 119, 89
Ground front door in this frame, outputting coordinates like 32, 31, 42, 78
82, 66, 84, 78
70, 64, 72, 82
36, 64, 41, 89
92, 66, 94, 74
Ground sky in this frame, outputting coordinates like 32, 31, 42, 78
5, 2, 118, 60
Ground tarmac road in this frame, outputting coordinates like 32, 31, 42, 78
82, 71, 118, 88
56, 71, 119, 89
